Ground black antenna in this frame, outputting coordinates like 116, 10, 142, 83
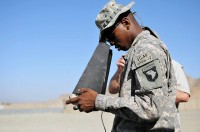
132, 12, 144, 28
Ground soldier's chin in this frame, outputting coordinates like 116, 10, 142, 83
118, 47, 127, 51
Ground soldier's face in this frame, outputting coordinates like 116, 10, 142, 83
105, 20, 131, 51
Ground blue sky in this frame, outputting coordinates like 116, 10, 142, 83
0, 0, 200, 103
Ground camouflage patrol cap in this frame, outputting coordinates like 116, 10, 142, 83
95, 0, 134, 34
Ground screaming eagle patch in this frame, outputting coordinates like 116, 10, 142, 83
143, 65, 158, 82
135, 59, 164, 91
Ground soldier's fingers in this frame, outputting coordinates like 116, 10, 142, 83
78, 106, 83, 112
117, 61, 125, 65
119, 58, 125, 62
117, 61, 125, 68
118, 58, 125, 64
78, 88, 90, 93
65, 97, 79, 104
65, 99, 71, 104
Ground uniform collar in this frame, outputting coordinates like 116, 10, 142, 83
124, 30, 151, 60
131, 30, 151, 47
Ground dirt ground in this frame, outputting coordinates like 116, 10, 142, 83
0, 110, 199, 132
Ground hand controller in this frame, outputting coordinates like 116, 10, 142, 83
69, 94, 79, 110
69, 91, 84, 110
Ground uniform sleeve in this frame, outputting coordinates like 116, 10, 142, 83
95, 93, 160, 122
95, 49, 169, 122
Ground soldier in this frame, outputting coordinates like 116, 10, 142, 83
66, 0, 180, 131
110, 58, 191, 106
172, 60, 190, 106
172, 59, 190, 129
109, 56, 190, 130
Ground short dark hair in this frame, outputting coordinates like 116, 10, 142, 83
115, 10, 131, 24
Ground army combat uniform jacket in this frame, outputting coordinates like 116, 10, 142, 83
95, 30, 180, 131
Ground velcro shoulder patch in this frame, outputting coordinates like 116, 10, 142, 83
134, 51, 157, 67
135, 59, 164, 91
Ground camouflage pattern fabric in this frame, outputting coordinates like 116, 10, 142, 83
95, 0, 134, 33
95, 30, 181, 131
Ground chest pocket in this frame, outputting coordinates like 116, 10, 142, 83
132, 51, 164, 92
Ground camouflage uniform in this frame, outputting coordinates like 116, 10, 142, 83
95, 30, 181, 131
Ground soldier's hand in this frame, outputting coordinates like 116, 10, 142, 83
66, 88, 98, 113
116, 55, 125, 73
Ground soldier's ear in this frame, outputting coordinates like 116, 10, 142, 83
121, 17, 130, 30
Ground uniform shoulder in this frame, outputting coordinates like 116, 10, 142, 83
172, 60, 183, 69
